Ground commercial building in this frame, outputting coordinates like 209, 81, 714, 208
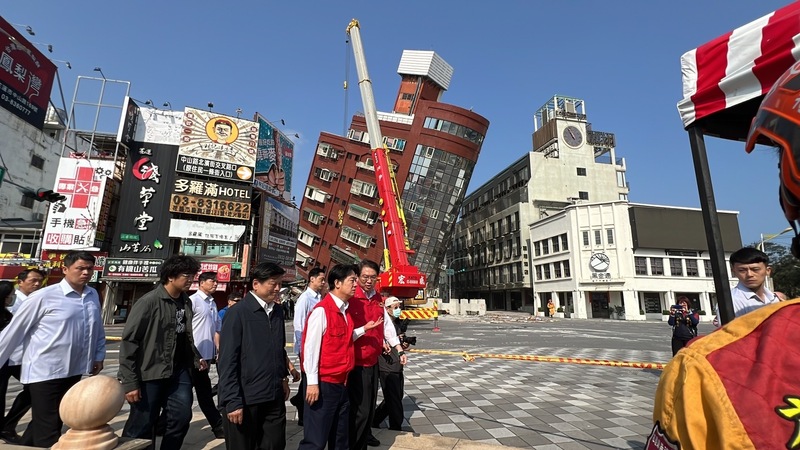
296, 50, 489, 288
529, 201, 740, 320
451, 96, 627, 310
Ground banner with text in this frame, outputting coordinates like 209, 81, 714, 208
102, 258, 163, 279
42, 158, 115, 251
254, 114, 293, 202
0, 16, 56, 129
169, 219, 245, 242
199, 262, 232, 282
169, 176, 251, 220
177, 108, 258, 181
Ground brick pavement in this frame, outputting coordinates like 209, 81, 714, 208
1, 317, 665, 449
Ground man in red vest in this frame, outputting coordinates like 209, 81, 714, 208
298, 264, 382, 450
348, 260, 407, 449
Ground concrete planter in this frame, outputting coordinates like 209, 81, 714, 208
554, 312, 565, 318
662, 315, 671, 322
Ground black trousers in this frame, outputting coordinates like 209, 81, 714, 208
347, 364, 379, 450
299, 381, 349, 450
290, 372, 308, 423
0, 364, 31, 433
223, 397, 286, 450
374, 370, 404, 430
19, 375, 81, 448
192, 366, 222, 429
671, 337, 692, 356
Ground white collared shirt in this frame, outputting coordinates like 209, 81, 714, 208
293, 287, 321, 355
714, 282, 780, 325
0, 279, 106, 384
360, 288, 401, 348
250, 292, 274, 315
303, 293, 364, 385
190, 290, 220, 360
8, 289, 30, 365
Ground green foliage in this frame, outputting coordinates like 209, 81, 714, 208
556, 307, 564, 313
662, 310, 670, 315
752, 241, 800, 298
699, 310, 707, 315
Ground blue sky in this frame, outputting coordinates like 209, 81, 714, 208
5, 1, 796, 247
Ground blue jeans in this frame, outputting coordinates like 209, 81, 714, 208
122, 367, 193, 450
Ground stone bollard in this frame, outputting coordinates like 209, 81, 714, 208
52, 375, 125, 450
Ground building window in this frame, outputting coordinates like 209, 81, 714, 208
534, 242, 541, 257
686, 259, 699, 277
616, 171, 626, 187
582, 231, 589, 246
579, 191, 589, 200
594, 230, 602, 246
543, 264, 551, 279
606, 229, 615, 245
561, 234, 569, 251
554, 263, 562, 278
635, 257, 647, 275
541, 239, 549, 254
20, 195, 34, 209
422, 117, 485, 145
703, 259, 712, 277
619, 193, 628, 201
670, 258, 683, 276
31, 154, 45, 170
651, 258, 664, 275
0, 233, 37, 255
563, 260, 570, 277
551, 237, 559, 253
535, 265, 542, 280
401, 92, 414, 100
577, 167, 587, 176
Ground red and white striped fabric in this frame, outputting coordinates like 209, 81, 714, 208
678, 1, 800, 129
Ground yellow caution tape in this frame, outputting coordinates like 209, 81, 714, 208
408, 348, 665, 370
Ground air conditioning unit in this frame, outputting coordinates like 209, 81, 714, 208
366, 219, 375, 225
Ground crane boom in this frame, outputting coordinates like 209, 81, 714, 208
346, 19, 426, 298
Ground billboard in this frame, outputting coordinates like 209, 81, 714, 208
259, 196, 299, 279
110, 142, 177, 259
42, 158, 116, 251
0, 16, 56, 129
254, 114, 293, 202
177, 108, 258, 181
168, 176, 251, 220
117, 96, 184, 147
169, 219, 246, 243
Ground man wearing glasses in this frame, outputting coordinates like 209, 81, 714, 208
348, 260, 407, 449
119, 255, 206, 449
189, 272, 225, 439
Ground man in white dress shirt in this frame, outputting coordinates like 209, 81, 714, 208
290, 267, 326, 425
189, 271, 224, 438
0, 251, 105, 447
0, 268, 44, 442
714, 247, 779, 326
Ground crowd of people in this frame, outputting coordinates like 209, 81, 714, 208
0, 252, 411, 450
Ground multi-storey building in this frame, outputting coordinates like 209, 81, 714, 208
451, 96, 628, 310
296, 50, 489, 289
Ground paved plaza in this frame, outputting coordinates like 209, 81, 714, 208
1, 314, 704, 449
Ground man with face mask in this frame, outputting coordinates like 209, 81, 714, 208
372, 297, 408, 431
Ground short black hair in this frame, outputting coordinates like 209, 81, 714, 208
308, 267, 325, 280
227, 291, 242, 301
730, 247, 770, 266
198, 271, 217, 282
357, 259, 380, 276
328, 264, 357, 290
64, 251, 95, 268
17, 268, 45, 281
159, 254, 201, 285
250, 262, 285, 284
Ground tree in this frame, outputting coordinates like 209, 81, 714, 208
752, 241, 800, 298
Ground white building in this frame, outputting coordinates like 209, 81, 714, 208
450, 96, 628, 310
0, 105, 65, 259
530, 201, 741, 321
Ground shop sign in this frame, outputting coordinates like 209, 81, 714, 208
102, 258, 163, 279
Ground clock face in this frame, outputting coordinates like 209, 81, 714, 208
589, 253, 610, 272
563, 125, 583, 148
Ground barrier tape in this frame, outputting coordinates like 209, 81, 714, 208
408, 348, 666, 370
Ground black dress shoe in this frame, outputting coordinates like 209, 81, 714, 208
0, 430, 20, 443
367, 435, 380, 447
212, 424, 225, 439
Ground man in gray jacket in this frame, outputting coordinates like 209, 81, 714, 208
119, 255, 205, 449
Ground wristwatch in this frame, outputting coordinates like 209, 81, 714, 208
397, 351, 406, 356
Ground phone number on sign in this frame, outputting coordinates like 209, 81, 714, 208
169, 194, 251, 219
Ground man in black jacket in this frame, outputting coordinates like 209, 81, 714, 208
218, 262, 291, 450
119, 254, 205, 449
